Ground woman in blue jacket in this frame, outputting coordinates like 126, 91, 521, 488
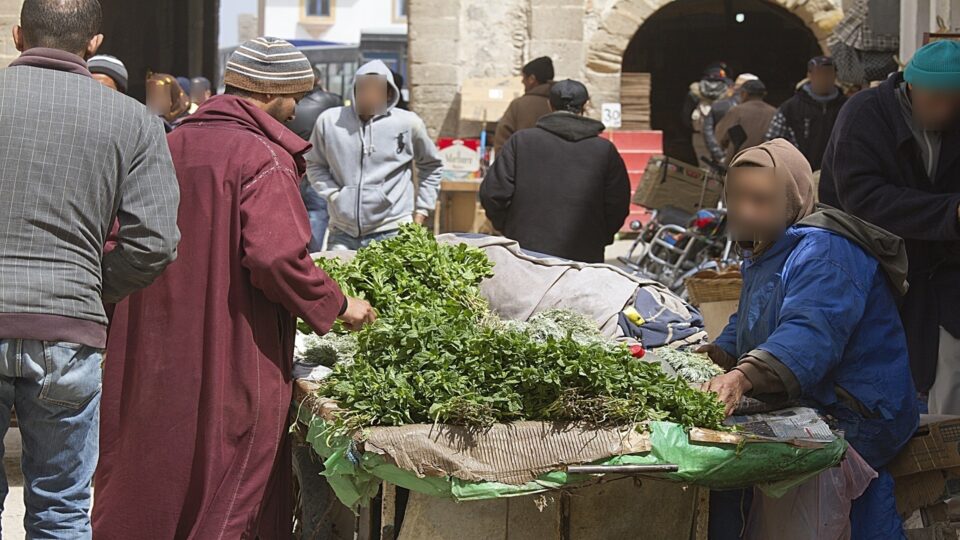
701, 139, 919, 539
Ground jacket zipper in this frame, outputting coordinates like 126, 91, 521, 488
923, 131, 934, 179
357, 123, 366, 237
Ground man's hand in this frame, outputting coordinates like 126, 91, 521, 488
702, 370, 753, 416
695, 343, 737, 370
413, 212, 428, 226
339, 296, 377, 331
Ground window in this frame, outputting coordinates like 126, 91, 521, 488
393, 0, 407, 22
306, 0, 332, 17
301, 0, 334, 24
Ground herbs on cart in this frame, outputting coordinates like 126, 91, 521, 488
309, 225, 726, 432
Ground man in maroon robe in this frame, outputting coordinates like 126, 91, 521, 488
93, 38, 376, 539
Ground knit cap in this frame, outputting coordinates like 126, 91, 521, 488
224, 37, 315, 95
87, 54, 128, 93
905, 40, 960, 91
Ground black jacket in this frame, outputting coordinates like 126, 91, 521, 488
819, 72, 960, 391
480, 112, 630, 263
778, 86, 846, 169
286, 89, 343, 140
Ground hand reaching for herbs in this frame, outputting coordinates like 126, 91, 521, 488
339, 296, 377, 331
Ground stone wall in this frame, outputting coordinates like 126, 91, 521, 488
0, 0, 22, 67
409, 0, 843, 138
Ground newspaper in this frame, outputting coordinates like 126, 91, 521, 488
725, 407, 838, 445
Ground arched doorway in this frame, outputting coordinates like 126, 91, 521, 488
623, 0, 823, 161
584, 0, 840, 162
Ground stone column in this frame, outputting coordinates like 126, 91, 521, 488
409, 0, 463, 138
0, 0, 23, 67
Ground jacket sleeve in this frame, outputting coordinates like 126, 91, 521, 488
713, 310, 739, 358
714, 111, 733, 157
702, 111, 724, 162
603, 145, 631, 240
493, 102, 518, 154
764, 109, 798, 147
305, 115, 342, 200
754, 254, 868, 396
240, 163, 346, 335
412, 117, 443, 213
479, 135, 518, 231
830, 106, 960, 241
101, 115, 181, 303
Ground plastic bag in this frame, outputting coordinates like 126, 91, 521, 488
745, 447, 877, 540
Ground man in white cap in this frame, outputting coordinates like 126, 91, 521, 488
93, 37, 376, 539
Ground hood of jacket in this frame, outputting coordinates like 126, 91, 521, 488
796, 83, 845, 106
351, 60, 400, 118
798, 205, 909, 297
536, 111, 605, 142
180, 94, 310, 174
526, 82, 553, 98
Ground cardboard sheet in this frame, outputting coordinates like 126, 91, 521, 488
362, 421, 651, 485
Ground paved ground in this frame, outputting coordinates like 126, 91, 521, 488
3, 428, 25, 539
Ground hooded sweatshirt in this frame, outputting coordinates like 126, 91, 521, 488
716, 139, 917, 469
480, 112, 630, 263
305, 60, 443, 237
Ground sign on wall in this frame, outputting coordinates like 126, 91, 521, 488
601, 103, 622, 129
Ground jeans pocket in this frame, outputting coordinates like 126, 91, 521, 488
40, 342, 103, 409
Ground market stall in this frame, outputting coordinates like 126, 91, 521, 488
291, 227, 852, 539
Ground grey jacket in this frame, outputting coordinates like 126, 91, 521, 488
305, 60, 443, 237
0, 50, 180, 348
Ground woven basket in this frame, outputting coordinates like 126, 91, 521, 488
685, 272, 743, 306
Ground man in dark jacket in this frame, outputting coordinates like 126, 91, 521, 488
765, 56, 846, 170
0, 0, 180, 536
493, 56, 554, 153
481, 79, 630, 263
287, 86, 343, 251
715, 79, 777, 163
820, 40, 960, 414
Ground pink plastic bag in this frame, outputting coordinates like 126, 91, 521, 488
745, 447, 878, 540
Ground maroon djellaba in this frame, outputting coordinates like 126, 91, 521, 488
92, 92, 352, 539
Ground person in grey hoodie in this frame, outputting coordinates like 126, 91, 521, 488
306, 60, 443, 250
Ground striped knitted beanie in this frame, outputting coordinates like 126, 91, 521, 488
224, 37, 315, 95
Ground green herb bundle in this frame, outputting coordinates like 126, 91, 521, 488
311, 225, 725, 432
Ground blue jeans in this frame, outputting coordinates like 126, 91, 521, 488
300, 178, 329, 252
327, 228, 399, 251
0, 339, 102, 539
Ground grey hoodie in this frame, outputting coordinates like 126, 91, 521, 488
306, 60, 443, 237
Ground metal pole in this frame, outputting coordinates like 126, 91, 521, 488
566, 464, 679, 475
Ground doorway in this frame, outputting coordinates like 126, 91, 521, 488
621, 0, 822, 163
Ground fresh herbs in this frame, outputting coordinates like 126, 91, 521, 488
311, 225, 725, 432
655, 347, 725, 384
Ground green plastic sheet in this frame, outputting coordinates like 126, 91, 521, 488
301, 411, 847, 509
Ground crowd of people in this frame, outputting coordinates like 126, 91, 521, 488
1, 0, 960, 539
477, 41, 960, 540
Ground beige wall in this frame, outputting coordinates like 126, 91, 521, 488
0, 0, 21, 67
409, 0, 843, 139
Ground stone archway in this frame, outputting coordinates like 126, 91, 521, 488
582, 0, 844, 109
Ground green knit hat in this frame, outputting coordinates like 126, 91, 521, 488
905, 40, 960, 90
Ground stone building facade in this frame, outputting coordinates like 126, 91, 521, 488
408, 0, 844, 138
0, 0, 23, 67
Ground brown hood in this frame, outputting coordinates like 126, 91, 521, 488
728, 138, 816, 225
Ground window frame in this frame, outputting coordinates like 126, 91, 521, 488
393, 0, 408, 23
300, 0, 336, 26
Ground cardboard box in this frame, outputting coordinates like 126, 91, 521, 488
890, 416, 960, 478
459, 77, 524, 123
633, 155, 723, 214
